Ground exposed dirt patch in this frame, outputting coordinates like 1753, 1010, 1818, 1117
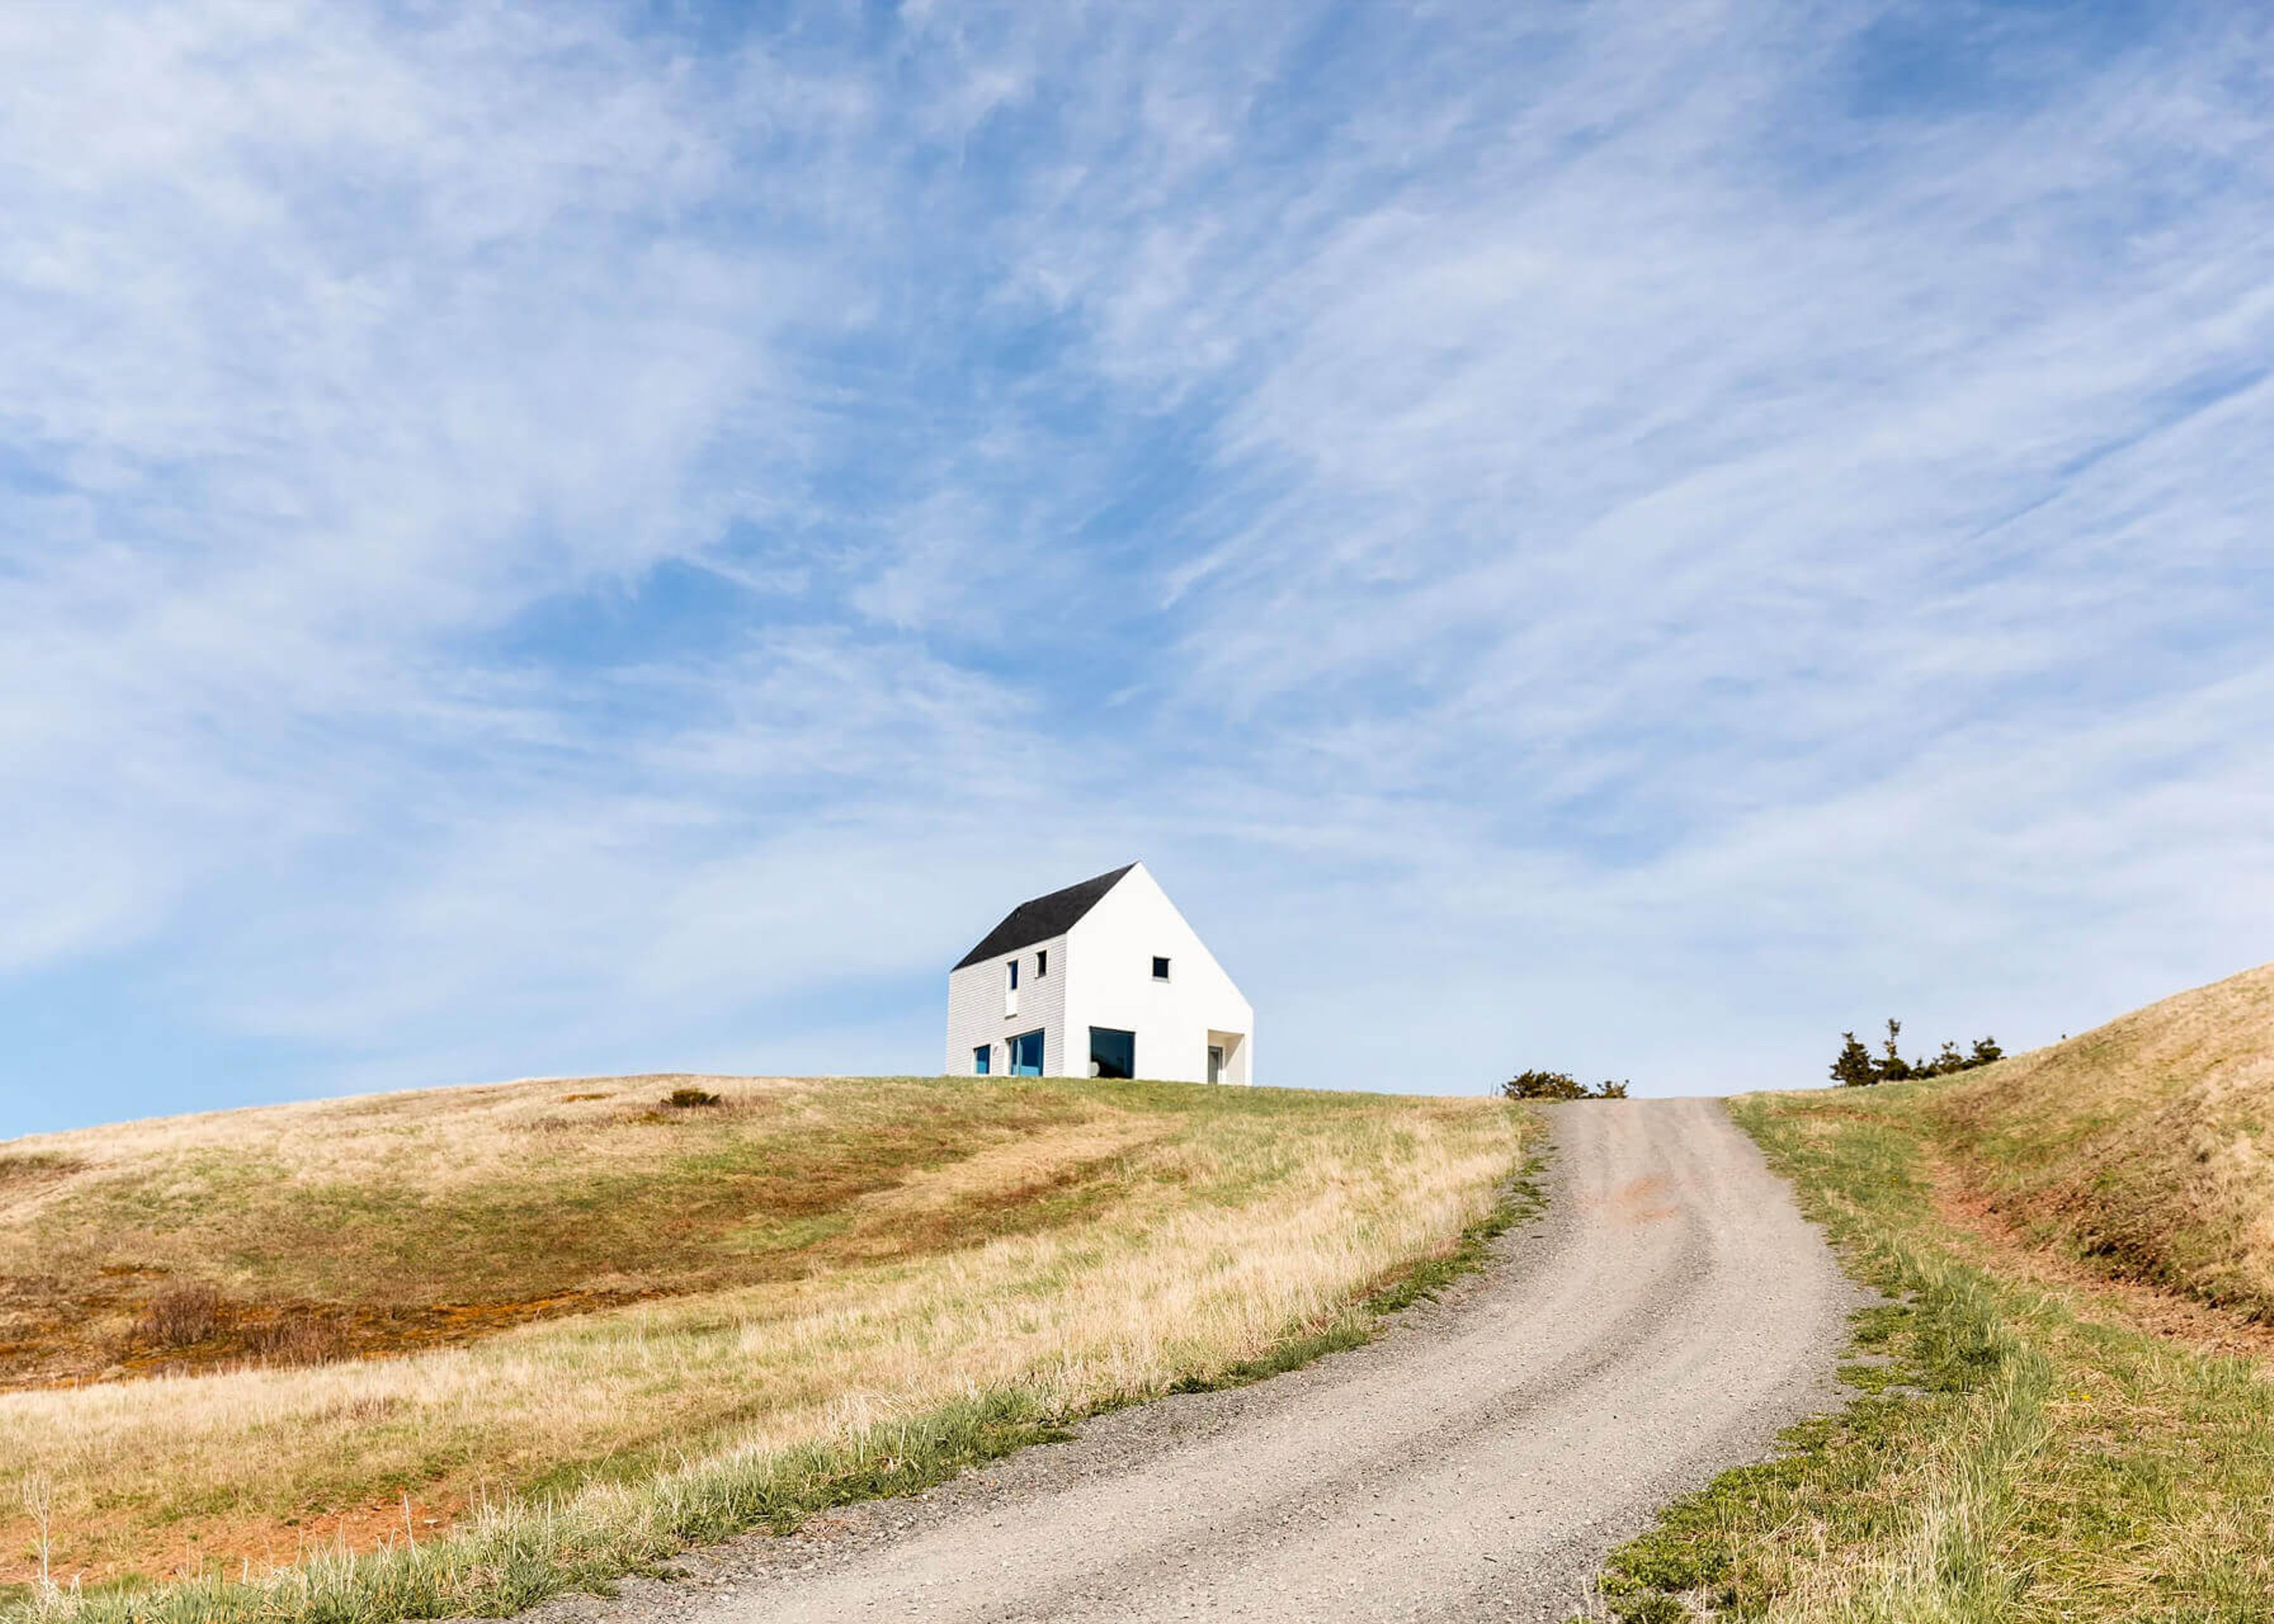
1598, 1173, 1678, 1225
1929, 1155, 2274, 1365
0, 1490, 471, 1588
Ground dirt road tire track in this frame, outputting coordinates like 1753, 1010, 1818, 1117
558, 1098, 1862, 1623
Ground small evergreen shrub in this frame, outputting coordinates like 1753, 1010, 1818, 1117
1830, 1020, 2003, 1086
1501, 1070, 1630, 1101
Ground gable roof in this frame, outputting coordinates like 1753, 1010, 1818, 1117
953, 864, 1136, 970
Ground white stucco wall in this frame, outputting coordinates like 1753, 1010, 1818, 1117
1062, 865, 1253, 1085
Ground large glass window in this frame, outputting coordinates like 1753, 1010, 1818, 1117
973, 1045, 991, 1075
1089, 1027, 1136, 1080
1009, 1030, 1045, 1076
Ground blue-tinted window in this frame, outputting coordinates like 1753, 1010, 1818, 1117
1090, 1027, 1136, 1080
1151, 956, 1170, 980
1007, 960, 1019, 991
973, 1045, 990, 1075
1010, 1029, 1045, 1075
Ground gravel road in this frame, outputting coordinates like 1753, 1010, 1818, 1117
555, 1098, 1861, 1623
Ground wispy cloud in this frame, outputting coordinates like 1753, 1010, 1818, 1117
4, 0, 2270, 1131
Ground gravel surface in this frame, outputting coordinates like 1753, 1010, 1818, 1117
541, 1098, 1863, 1623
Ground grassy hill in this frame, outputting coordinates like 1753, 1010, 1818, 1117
1594, 964, 2274, 1623
1931, 960, 2274, 1319
0, 1073, 1531, 1621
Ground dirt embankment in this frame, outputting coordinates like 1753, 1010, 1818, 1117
1931, 959, 2274, 1323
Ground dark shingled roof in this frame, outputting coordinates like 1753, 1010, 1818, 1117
954, 864, 1136, 970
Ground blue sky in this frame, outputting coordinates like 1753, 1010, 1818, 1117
4, 0, 2270, 1136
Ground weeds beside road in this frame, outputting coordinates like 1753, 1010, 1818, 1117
1594, 1081, 2274, 1623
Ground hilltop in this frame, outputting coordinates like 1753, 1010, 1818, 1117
0, 1073, 1530, 1608
1592, 964, 2274, 1622
1932, 960, 2274, 1320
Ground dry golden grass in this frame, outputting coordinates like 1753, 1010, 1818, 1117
1600, 1083, 2274, 1623
1931, 958, 2274, 1319
0, 1073, 1530, 1602
1599, 964, 2274, 1622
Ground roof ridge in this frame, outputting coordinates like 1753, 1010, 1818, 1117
952, 863, 1138, 970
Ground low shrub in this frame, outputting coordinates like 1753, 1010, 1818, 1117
246, 1310, 352, 1367
661, 1088, 724, 1109
134, 1284, 226, 1350
1832, 1020, 2003, 1087
1500, 1070, 1629, 1101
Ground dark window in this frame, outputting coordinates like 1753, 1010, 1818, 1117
1090, 1027, 1136, 1080
1009, 1030, 1045, 1075
1151, 956, 1170, 980
1036, 948, 1048, 977
973, 1044, 991, 1075
1007, 959, 1019, 991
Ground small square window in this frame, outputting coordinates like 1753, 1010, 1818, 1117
973, 1044, 991, 1075
1007, 960, 1019, 991
1151, 956, 1171, 980
1036, 948, 1048, 977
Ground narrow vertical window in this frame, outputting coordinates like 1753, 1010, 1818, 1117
973, 1045, 991, 1075
1007, 959, 1019, 991
1036, 948, 1048, 977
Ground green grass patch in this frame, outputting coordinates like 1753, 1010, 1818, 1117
1586, 1090, 2274, 1623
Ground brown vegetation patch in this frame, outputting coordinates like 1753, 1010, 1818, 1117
0, 1152, 88, 1194
0, 1101, 1151, 1393
0, 1275, 674, 1392
1926, 958, 2274, 1321
1928, 1150, 2274, 1365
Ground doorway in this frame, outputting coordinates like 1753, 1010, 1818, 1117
1207, 1044, 1225, 1085
1008, 1030, 1045, 1075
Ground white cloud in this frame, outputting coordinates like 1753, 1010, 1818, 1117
3, 0, 2271, 1130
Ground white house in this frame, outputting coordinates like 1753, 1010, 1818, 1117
945, 863, 1254, 1085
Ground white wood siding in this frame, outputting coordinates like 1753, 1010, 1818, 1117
943, 932, 1069, 1076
